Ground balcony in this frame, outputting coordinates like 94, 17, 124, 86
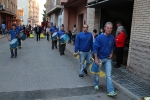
46, 0, 62, 15
60, 0, 68, 5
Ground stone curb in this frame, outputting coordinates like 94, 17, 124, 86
65, 44, 140, 100
112, 80, 140, 100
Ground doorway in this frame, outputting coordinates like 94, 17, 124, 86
100, 8, 133, 66
78, 14, 84, 32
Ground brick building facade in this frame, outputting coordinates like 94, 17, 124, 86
59, 0, 95, 33
46, 0, 62, 27
0, 0, 17, 30
87, 0, 150, 81
127, 0, 150, 81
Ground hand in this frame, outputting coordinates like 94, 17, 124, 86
73, 53, 78, 57
95, 58, 99, 65
109, 53, 113, 59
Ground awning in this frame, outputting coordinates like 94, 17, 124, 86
86, 0, 134, 10
46, 5, 62, 15
0, 10, 16, 16
61, 0, 87, 7
60, 0, 68, 5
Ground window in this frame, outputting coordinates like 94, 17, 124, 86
14, 4, 16, 12
11, 2, 13, 12
7, 0, 9, 8
53, 0, 56, 6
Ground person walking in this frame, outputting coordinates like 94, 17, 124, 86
1, 22, 6, 35
34, 25, 42, 41
93, 22, 117, 96
57, 25, 66, 55
46, 26, 50, 42
67, 30, 72, 44
74, 24, 93, 79
114, 26, 126, 68
7, 24, 19, 58
16, 25, 23, 49
72, 25, 77, 45
50, 23, 58, 49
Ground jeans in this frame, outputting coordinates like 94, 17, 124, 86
18, 38, 21, 47
47, 33, 49, 41
10, 48, 17, 56
72, 35, 76, 44
68, 35, 72, 43
94, 58, 114, 93
2, 29, 5, 35
79, 51, 92, 75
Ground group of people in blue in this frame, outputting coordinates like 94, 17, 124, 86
6, 22, 118, 97
74, 22, 117, 97
49, 24, 68, 55
47, 22, 118, 96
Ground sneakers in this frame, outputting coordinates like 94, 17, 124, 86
79, 74, 83, 79
94, 85, 99, 91
107, 91, 117, 96
10, 56, 14, 58
84, 69, 88, 75
18, 46, 21, 49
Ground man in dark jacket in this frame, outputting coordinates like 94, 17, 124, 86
34, 25, 42, 41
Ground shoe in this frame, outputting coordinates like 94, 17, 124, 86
15, 56, 17, 58
18, 47, 21, 49
10, 56, 14, 58
84, 69, 88, 75
112, 61, 117, 65
114, 65, 121, 68
107, 91, 117, 96
94, 85, 99, 91
62, 52, 65, 55
79, 74, 83, 79
60, 53, 63, 55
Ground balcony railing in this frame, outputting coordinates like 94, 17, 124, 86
46, 0, 61, 14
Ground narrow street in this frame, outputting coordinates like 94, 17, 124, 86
0, 36, 132, 100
